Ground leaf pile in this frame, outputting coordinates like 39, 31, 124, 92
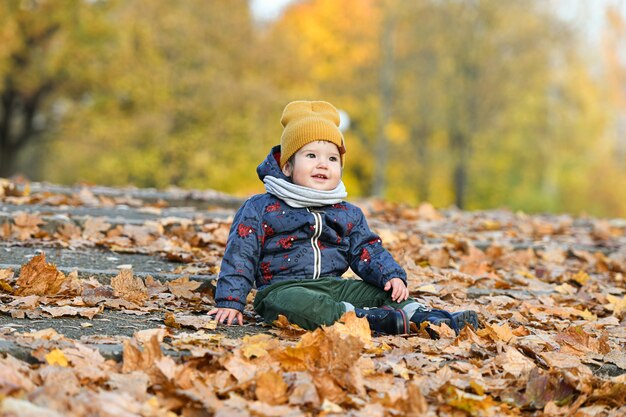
0, 254, 212, 322
1, 182, 625, 416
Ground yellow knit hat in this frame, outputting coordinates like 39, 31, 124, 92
280, 100, 346, 168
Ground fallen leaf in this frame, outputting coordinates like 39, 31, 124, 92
334, 311, 372, 346
164, 313, 217, 330
255, 370, 289, 405
122, 336, 163, 375
167, 275, 201, 299
241, 334, 279, 359
111, 269, 148, 305
605, 294, 626, 318
478, 322, 516, 343
41, 305, 102, 319
495, 346, 535, 378
223, 353, 258, 383
16, 253, 67, 296
82, 217, 110, 240
45, 349, 69, 367
107, 371, 150, 401
0, 398, 65, 417
572, 270, 591, 286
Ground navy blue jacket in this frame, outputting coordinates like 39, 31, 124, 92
215, 145, 407, 312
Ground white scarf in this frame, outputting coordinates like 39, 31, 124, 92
263, 176, 347, 208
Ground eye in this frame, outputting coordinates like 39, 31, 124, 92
305, 153, 316, 158
329, 156, 338, 162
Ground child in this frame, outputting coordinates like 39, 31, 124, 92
209, 100, 479, 336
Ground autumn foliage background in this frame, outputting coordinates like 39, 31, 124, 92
1, 0, 626, 216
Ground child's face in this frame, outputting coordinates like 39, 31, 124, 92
281, 141, 342, 191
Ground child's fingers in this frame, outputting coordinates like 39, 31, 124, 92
392, 286, 401, 301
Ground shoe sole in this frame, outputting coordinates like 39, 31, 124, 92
451, 311, 479, 331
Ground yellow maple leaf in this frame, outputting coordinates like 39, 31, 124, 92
605, 294, 626, 317
241, 334, 278, 359
45, 349, 69, 367
578, 308, 598, 321
572, 271, 590, 286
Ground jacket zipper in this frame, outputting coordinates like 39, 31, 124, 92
309, 209, 323, 279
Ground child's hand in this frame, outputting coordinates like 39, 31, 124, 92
384, 278, 409, 303
208, 307, 243, 326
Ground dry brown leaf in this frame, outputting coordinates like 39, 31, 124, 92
0, 268, 14, 293
82, 217, 110, 240
248, 401, 306, 417
270, 314, 308, 339
477, 322, 516, 343
237, 334, 277, 360
55, 222, 82, 240
223, 353, 258, 383
555, 326, 611, 356
145, 275, 168, 296
167, 275, 201, 299
111, 268, 148, 305
0, 356, 37, 394
154, 356, 178, 381
164, 313, 217, 330
288, 372, 320, 407
428, 248, 450, 268
605, 294, 626, 318
0, 398, 65, 417
62, 343, 109, 382
0, 267, 15, 281
255, 370, 289, 405
57, 270, 83, 296
122, 335, 163, 375
495, 346, 535, 378
13, 212, 44, 228
40, 305, 102, 319
16, 253, 67, 296
134, 328, 169, 345
107, 371, 150, 401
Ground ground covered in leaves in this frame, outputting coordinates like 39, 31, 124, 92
0, 179, 625, 417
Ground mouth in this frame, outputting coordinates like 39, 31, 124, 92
312, 174, 328, 180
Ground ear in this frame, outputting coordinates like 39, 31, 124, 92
281, 162, 293, 177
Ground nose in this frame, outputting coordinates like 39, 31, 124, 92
317, 159, 328, 168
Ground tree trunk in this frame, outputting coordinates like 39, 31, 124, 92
0, 82, 16, 178
451, 130, 469, 209
372, 4, 395, 198
412, 125, 430, 202
0, 78, 50, 178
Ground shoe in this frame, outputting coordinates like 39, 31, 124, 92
354, 306, 409, 335
410, 309, 455, 339
410, 309, 480, 338
451, 310, 479, 332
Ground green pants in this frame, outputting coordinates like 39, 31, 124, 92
253, 278, 416, 330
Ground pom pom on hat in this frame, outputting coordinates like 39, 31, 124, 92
280, 100, 346, 168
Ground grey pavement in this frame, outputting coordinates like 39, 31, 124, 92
0, 183, 261, 362
1, 202, 234, 225
20, 181, 246, 209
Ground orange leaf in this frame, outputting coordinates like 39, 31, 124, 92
111, 268, 148, 305
255, 370, 289, 405
16, 253, 67, 296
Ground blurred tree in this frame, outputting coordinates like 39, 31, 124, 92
263, 0, 383, 196
0, 0, 112, 178
45, 0, 283, 194
391, 0, 602, 210
3, 0, 622, 216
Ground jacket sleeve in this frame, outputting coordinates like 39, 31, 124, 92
348, 208, 407, 288
214, 198, 263, 312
